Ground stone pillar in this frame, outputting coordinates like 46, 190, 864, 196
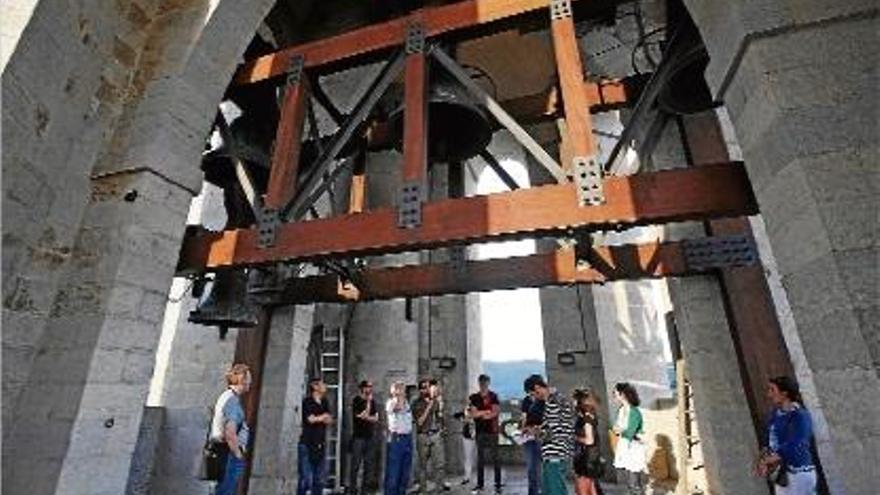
5, 170, 193, 495
658, 173, 767, 493
419, 162, 472, 476
668, 276, 767, 494
684, 3, 880, 493
248, 305, 316, 493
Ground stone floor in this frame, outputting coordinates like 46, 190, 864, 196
412, 466, 674, 495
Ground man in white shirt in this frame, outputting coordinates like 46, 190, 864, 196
384, 381, 413, 495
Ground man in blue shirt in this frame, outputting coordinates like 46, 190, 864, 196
520, 374, 545, 495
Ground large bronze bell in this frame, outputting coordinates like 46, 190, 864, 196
189, 270, 260, 330
656, 16, 714, 115
390, 70, 493, 163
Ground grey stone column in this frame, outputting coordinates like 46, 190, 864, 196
650, 115, 766, 494
4, 171, 193, 495
684, 3, 880, 493
249, 305, 316, 493
667, 275, 767, 494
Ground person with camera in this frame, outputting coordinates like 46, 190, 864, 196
211, 363, 252, 495
756, 376, 816, 494
528, 377, 574, 495
520, 374, 546, 495
385, 381, 414, 495
413, 378, 451, 493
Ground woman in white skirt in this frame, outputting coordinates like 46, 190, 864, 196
612, 383, 646, 495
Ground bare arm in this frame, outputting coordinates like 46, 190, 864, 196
581, 420, 595, 445
224, 422, 243, 458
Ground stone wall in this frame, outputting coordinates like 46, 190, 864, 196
2, 0, 276, 492
684, 2, 880, 492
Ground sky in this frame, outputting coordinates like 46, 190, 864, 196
472, 153, 546, 362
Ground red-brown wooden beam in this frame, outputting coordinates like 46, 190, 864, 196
348, 153, 367, 214
550, 3, 597, 164
177, 163, 756, 273
234, 0, 578, 85
279, 241, 690, 303
402, 44, 428, 183
264, 77, 310, 209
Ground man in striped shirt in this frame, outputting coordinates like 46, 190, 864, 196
529, 377, 574, 495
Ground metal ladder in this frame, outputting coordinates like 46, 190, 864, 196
676, 361, 705, 495
321, 324, 344, 493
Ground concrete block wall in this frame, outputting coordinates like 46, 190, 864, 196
684, 2, 880, 493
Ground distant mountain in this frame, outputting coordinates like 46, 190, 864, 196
483, 360, 546, 400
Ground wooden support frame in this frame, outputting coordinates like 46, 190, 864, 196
264, 64, 310, 209
549, 0, 597, 166
278, 241, 691, 303
402, 47, 429, 184
235, 0, 580, 85
177, 163, 756, 273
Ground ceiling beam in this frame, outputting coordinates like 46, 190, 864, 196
177, 162, 756, 273
234, 0, 581, 85
276, 241, 693, 303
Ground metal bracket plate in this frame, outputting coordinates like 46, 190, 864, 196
572, 156, 604, 206
286, 55, 305, 86
448, 246, 467, 273
398, 181, 423, 229
405, 23, 425, 54
550, 0, 573, 20
682, 234, 759, 271
258, 207, 280, 248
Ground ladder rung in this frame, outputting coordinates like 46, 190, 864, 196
322, 352, 340, 357
322, 367, 339, 372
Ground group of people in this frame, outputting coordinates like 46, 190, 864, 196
517, 375, 643, 495
337, 374, 505, 495
210, 363, 817, 495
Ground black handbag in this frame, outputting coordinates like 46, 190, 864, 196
201, 439, 230, 481
767, 461, 789, 487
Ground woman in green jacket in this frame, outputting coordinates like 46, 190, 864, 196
612, 383, 646, 495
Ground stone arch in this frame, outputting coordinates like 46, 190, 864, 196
2, 1, 277, 493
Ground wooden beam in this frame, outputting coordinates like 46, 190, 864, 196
279, 241, 690, 303
550, 4, 597, 165
402, 48, 428, 183
500, 79, 633, 126
234, 0, 570, 85
264, 78, 309, 209
177, 163, 757, 272
348, 152, 367, 214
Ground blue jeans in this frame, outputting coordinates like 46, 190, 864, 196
298, 442, 327, 495
384, 433, 413, 495
524, 440, 542, 495
216, 454, 246, 495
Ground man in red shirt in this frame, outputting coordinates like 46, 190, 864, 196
468, 374, 502, 494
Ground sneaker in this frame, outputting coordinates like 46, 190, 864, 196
471, 487, 483, 495
494, 487, 502, 494
460, 479, 471, 486
441, 483, 452, 492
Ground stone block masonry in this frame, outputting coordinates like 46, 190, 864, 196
684, 2, 880, 493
